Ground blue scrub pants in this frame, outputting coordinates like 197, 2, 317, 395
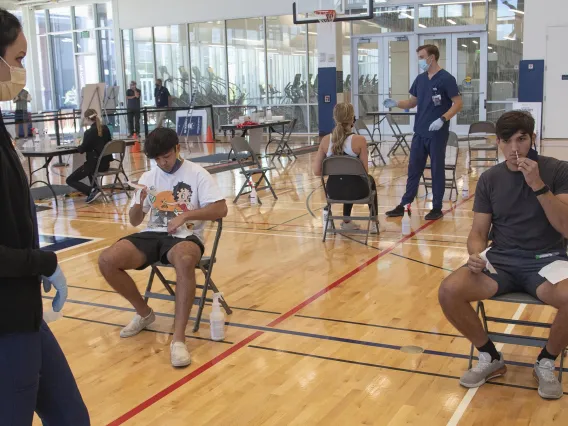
401, 132, 448, 210
0, 321, 90, 426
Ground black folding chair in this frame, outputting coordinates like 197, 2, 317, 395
468, 121, 498, 169
230, 136, 278, 204
271, 118, 298, 162
422, 131, 459, 201
469, 292, 567, 382
321, 156, 378, 245
92, 140, 130, 203
143, 219, 232, 332
386, 114, 413, 156
354, 118, 386, 166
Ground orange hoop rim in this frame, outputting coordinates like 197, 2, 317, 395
314, 9, 337, 22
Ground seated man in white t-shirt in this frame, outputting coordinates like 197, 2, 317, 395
98, 128, 228, 368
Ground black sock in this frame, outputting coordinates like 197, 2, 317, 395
476, 339, 500, 362
538, 346, 559, 362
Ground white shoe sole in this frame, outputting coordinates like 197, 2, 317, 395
459, 366, 507, 388
171, 357, 192, 368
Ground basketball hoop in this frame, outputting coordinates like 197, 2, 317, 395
314, 9, 336, 23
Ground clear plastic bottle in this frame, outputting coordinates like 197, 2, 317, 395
250, 183, 258, 205
402, 204, 411, 236
462, 174, 469, 198
210, 293, 225, 341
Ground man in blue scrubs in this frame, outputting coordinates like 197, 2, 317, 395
385, 45, 462, 220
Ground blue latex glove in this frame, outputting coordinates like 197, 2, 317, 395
383, 98, 398, 109
429, 118, 445, 132
42, 266, 68, 312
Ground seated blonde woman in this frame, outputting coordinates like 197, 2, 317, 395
313, 102, 379, 234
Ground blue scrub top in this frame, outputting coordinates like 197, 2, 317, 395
409, 69, 460, 138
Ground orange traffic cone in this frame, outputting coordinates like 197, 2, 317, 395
205, 126, 214, 143
131, 132, 141, 153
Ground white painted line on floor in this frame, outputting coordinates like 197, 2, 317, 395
59, 246, 109, 263
446, 303, 527, 426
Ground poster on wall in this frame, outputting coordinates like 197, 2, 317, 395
513, 102, 542, 152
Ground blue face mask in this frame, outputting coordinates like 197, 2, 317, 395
164, 158, 183, 174
419, 58, 431, 72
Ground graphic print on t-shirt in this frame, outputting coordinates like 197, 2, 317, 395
146, 181, 195, 234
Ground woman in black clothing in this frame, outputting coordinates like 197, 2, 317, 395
0, 9, 90, 425
66, 108, 113, 203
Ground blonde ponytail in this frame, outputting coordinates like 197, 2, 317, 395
331, 103, 355, 156
84, 108, 103, 137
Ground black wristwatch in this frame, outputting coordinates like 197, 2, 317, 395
534, 185, 550, 196
440, 116, 448, 123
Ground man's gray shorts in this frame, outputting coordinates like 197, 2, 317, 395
470, 247, 568, 301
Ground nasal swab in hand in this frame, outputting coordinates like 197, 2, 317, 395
516, 150, 519, 162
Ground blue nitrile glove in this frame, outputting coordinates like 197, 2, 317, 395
429, 118, 444, 132
42, 265, 68, 312
383, 98, 398, 109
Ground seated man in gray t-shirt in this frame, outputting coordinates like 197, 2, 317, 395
439, 111, 568, 400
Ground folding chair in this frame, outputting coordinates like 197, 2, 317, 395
92, 140, 130, 203
143, 219, 232, 332
469, 292, 567, 382
468, 121, 498, 169
271, 118, 298, 162
422, 131, 459, 201
386, 113, 413, 156
354, 118, 386, 166
321, 156, 379, 245
230, 136, 278, 204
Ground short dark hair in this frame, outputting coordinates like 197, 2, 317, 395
496, 111, 535, 141
144, 128, 179, 159
417, 44, 440, 62
0, 9, 22, 58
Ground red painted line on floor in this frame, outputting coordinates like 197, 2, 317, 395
107, 194, 474, 425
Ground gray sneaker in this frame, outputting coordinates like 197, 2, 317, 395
460, 352, 507, 388
534, 358, 563, 399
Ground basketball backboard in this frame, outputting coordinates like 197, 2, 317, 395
293, 0, 373, 24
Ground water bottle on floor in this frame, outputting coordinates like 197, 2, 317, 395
462, 175, 469, 198
322, 206, 329, 232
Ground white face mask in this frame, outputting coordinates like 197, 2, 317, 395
0, 56, 26, 102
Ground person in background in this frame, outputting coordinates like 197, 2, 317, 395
384, 44, 463, 221
66, 108, 113, 204
154, 78, 171, 128
126, 80, 141, 137
13, 86, 30, 139
312, 102, 379, 234
0, 9, 90, 424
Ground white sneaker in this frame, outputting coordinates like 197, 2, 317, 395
340, 221, 361, 232
170, 341, 191, 367
120, 310, 156, 338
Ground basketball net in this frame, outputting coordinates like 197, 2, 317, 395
314, 9, 336, 24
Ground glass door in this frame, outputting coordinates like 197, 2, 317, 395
353, 38, 380, 128
353, 35, 415, 135
419, 32, 487, 134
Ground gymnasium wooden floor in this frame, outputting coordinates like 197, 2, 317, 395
29, 137, 568, 425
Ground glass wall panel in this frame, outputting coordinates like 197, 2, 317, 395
189, 21, 228, 106
75, 5, 95, 30
133, 28, 156, 106
342, 22, 352, 98
307, 23, 318, 133
266, 15, 308, 132
51, 34, 76, 108
49, 7, 72, 32
99, 29, 117, 87
122, 29, 135, 84
353, 6, 414, 35
36, 10, 47, 35
226, 18, 266, 107
95, 2, 113, 27
418, 2, 485, 28
154, 25, 191, 105
487, 0, 524, 122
